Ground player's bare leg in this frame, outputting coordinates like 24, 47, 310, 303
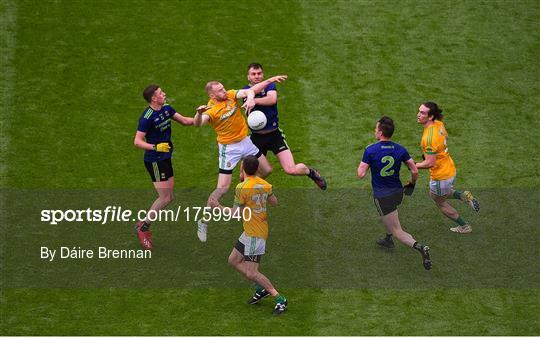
197, 174, 232, 242
228, 248, 276, 293
136, 177, 175, 250
276, 149, 309, 175
243, 261, 278, 296
431, 193, 472, 234
228, 248, 287, 311
256, 154, 273, 178
381, 210, 415, 247
146, 178, 175, 221
379, 210, 431, 269
276, 149, 327, 190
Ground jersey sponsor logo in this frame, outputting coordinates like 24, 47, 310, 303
156, 119, 170, 128
219, 105, 237, 121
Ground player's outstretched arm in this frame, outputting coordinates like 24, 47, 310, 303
250, 75, 287, 95
254, 90, 277, 106
193, 105, 210, 127
357, 161, 370, 179
173, 112, 194, 126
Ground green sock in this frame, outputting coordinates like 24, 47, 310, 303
275, 294, 286, 304
452, 190, 463, 200
254, 283, 264, 293
454, 216, 467, 226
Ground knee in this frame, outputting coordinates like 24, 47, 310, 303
162, 193, 174, 205
227, 256, 237, 267
263, 165, 273, 176
244, 271, 258, 281
282, 165, 296, 175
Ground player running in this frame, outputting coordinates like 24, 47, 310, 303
358, 116, 431, 270
133, 84, 194, 250
242, 63, 327, 190
415, 102, 480, 234
212, 155, 288, 315
194, 75, 287, 242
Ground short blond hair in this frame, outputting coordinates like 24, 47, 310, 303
205, 81, 220, 94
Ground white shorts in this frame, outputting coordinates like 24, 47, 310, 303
234, 232, 266, 262
430, 176, 455, 196
218, 137, 261, 174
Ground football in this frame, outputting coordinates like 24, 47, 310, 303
247, 110, 267, 130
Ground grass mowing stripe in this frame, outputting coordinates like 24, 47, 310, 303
1, 288, 536, 335
311, 288, 539, 335
0, 0, 16, 314
0, 0, 16, 187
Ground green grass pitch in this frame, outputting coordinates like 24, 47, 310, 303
1, 0, 539, 335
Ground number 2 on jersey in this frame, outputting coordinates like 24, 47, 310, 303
380, 156, 395, 177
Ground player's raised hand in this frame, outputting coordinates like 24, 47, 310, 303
269, 75, 288, 83
242, 97, 255, 114
155, 142, 171, 152
196, 105, 209, 114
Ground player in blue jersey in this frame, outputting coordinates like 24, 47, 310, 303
133, 84, 194, 250
243, 63, 327, 190
357, 116, 431, 270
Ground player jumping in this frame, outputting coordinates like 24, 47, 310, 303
193, 75, 287, 242
243, 63, 327, 190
